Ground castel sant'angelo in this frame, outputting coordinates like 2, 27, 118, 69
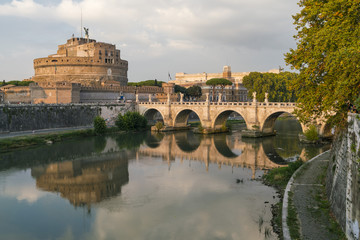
33, 33, 128, 86
0, 30, 165, 104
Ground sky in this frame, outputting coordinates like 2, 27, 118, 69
0, 0, 300, 82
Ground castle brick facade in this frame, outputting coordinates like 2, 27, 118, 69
33, 37, 128, 85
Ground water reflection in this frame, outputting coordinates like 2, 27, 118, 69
0, 123, 331, 240
0, 128, 329, 208
31, 153, 129, 208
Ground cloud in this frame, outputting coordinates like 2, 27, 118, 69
0, 170, 48, 204
0, 0, 299, 81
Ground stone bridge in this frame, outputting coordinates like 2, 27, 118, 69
136, 94, 332, 137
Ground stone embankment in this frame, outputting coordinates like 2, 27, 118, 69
326, 113, 360, 240
0, 103, 135, 133
283, 113, 360, 240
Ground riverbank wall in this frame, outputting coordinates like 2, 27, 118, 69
0, 103, 135, 133
327, 113, 360, 240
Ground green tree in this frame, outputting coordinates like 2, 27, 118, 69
1, 80, 34, 86
115, 112, 147, 131
127, 80, 164, 87
186, 85, 202, 100
285, 0, 360, 126
206, 78, 232, 101
93, 116, 106, 135
174, 85, 186, 94
242, 72, 297, 102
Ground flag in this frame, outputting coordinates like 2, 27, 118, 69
168, 73, 172, 80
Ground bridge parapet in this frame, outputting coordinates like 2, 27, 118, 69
138, 100, 297, 107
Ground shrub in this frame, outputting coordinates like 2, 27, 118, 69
198, 123, 204, 132
115, 112, 147, 131
115, 114, 126, 130
221, 122, 228, 131
155, 121, 164, 130
304, 124, 319, 141
93, 116, 106, 135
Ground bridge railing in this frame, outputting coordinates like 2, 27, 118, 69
138, 101, 297, 107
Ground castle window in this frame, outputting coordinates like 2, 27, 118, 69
99, 50, 102, 55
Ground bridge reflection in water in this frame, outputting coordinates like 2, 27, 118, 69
27, 129, 327, 208
139, 131, 316, 179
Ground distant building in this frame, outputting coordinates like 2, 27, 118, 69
169, 66, 280, 102
33, 37, 128, 86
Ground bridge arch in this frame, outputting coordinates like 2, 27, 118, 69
143, 108, 164, 125
174, 109, 202, 128
261, 111, 305, 134
212, 109, 249, 129
174, 132, 202, 152
213, 134, 240, 158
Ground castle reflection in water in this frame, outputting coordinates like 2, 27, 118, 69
20, 131, 327, 208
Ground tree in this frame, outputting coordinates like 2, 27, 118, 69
285, 0, 360, 126
206, 78, 232, 101
115, 112, 147, 131
174, 85, 186, 94
127, 80, 164, 87
242, 72, 297, 102
186, 85, 202, 100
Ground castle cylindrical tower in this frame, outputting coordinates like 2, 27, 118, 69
33, 37, 128, 86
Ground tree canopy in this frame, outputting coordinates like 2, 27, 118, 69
0, 80, 34, 86
186, 85, 202, 100
206, 78, 232, 88
206, 78, 232, 101
127, 80, 163, 87
285, 0, 360, 126
174, 85, 186, 94
242, 72, 297, 102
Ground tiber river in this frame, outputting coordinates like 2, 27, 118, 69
0, 119, 330, 240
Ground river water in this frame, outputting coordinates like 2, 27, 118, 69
0, 120, 330, 240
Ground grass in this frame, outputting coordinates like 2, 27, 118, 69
287, 191, 301, 240
262, 160, 303, 239
263, 160, 303, 192
311, 166, 346, 239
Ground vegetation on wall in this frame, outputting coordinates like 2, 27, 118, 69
242, 72, 297, 102
285, 0, 360, 127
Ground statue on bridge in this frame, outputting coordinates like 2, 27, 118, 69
252, 92, 257, 103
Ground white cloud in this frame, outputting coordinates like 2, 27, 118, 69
0, 0, 299, 81
0, 170, 48, 204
